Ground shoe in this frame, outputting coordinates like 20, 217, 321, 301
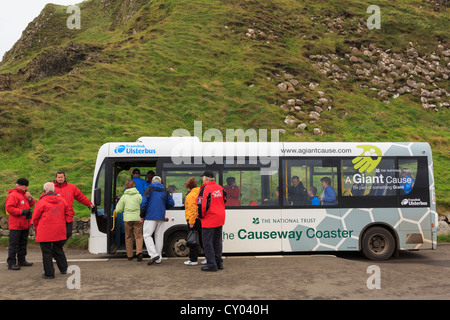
41, 274, 55, 279
137, 253, 143, 261
147, 255, 160, 266
201, 259, 207, 265
19, 260, 33, 267
217, 261, 223, 270
127, 257, 133, 261
184, 260, 198, 266
110, 244, 119, 254
61, 270, 67, 275
8, 264, 20, 270
201, 266, 217, 272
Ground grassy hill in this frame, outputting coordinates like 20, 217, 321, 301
0, 0, 448, 216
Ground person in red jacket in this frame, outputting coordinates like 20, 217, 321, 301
51, 171, 94, 241
197, 171, 227, 272
33, 182, 69, 279
224, 177, 240, 207
5, 178, 35, 270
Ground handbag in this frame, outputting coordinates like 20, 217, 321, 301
186, 229, 199, 247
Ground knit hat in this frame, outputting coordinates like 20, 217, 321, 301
16, 178, 29, 186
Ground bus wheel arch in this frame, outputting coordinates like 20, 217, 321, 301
360, 224, 398, 261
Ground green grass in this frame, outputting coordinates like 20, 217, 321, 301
0, 0, 448, 215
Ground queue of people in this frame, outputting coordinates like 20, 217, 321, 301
111, 170, 227, 272
5, 172, 94, 279
4, 169, 227, 276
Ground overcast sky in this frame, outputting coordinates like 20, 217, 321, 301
0, 1, 83, 61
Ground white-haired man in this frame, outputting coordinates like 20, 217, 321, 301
32, 182, 69, 279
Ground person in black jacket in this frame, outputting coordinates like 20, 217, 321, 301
287, 176, 307, 206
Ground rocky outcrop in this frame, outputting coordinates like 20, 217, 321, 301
21, 42, 103, 82
310, 43, 449, 111
271, 42, 449, 135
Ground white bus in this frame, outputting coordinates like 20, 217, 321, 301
89, 137, 438, 260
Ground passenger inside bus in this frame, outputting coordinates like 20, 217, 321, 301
400, 168, 414, 194
307, 186, 320, 206
224, 177, 241, 207
287, 176, 308, 206
263, 187, 280, 206
320, 177, 337, 206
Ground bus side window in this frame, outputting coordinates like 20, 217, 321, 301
398, 159, 418, 195
223, 168, 279, 208
282, 159, 338, 207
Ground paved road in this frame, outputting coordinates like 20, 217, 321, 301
1, 244, 449, 301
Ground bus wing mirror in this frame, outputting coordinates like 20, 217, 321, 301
94, 188, 102, 206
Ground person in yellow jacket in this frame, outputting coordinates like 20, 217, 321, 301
183, 177, 203, 266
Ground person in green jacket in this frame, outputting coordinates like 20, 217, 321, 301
115, 180, 143, 261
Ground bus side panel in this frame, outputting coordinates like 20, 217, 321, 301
222, 209, 282, 253
343, 207, 433, 251
281, 208, 356, 252
395, 207, 433, 250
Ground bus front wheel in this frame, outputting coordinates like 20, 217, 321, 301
361, 226, 395, 261
165, 231, 189, 257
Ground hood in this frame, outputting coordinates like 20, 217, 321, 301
8, 188, 25, 195
124, 187, 140, 195
148, 182, 165, 191
41, 192, 62, 203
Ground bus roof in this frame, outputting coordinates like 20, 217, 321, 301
96, 137, 432, 159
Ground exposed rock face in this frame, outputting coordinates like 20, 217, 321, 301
21, 42, 103, 82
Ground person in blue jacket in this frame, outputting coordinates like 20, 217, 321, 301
140, 176, 174, 265
400, 169, 414, 194
320, 177, 337, 206
130, 169, 147, 196
307, 186, 320, 206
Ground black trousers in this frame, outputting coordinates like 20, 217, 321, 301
7, 229, 29, 266
186, 218, 203, 262
202, 226, 223, 270
39, 241, 68, 277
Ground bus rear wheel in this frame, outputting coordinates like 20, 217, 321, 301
361, 227, 395, 261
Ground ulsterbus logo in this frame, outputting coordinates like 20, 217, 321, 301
114, 144, 156, 155
115, 145, 126, 153
401, 198, 428, 206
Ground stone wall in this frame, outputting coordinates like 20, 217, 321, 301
0, 216, 90, 239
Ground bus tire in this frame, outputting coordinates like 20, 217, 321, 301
361, 226, 395, 261
165, 231, 189, 257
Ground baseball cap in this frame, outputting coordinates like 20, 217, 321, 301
201, 171, 214, 178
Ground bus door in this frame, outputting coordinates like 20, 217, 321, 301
109, 160, 157, 254
281, 158, 343, 253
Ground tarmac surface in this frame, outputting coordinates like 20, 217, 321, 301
1, 244, 449, 301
